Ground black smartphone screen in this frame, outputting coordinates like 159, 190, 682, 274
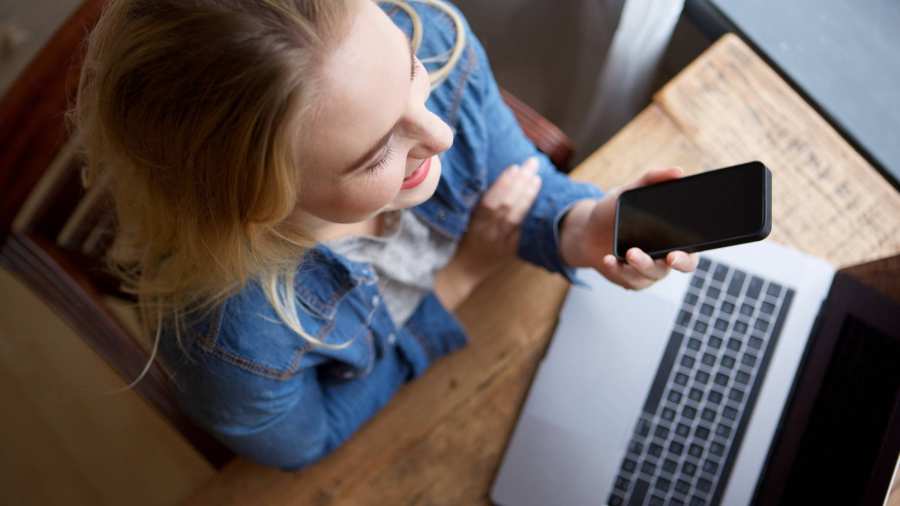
614, 161, 771, 258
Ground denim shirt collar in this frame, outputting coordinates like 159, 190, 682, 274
294, 243, 377, 320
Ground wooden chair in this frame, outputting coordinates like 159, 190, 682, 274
0, 0, 575, 470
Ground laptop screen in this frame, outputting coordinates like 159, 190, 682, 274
778, 314, 900, 504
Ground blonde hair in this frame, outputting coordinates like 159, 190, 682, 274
69, 0, 466, 392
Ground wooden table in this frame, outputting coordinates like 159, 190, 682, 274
185, 34, 900, 506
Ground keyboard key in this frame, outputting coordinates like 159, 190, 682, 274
663, 458, 678, 473
703, 460, 720, 474
694, 320, 708, 333
649, 495, 665, 506
649, 443, 663, 457
629, 440, 643, 455
690, 495, 706, 506
655, 425, 670, 439
702, 352, 716, 366
668, 390, 683, 403
716, 424, 732, 438
714, 318, 729, 332
755, 319, 770, 332
748, 336, 764, 349
708, 390, 723, 404
688, 337, 702, 350
761, 301, 775, 314
736, 371, 751, 384
683, 406, 697, 420
676, 423, 690, 437
678, 310, 692, 326
695, 425, 710, 440
721, 355, 736, 368
669, 441, 684, 455
698, 257, 711, 271
727, 271, 746, 296
642, 461, 657, 475
766, 283, 782, 297
713, 265, 728, 281
662, 408, 676, 421
676, 479, 691, 495
723, 406, 738, 421
698, 477, 712, 492
656, 477, 672, 493
707, 286, 721, 299
675, 372, 689, 386
609, 495, 624, 506
632, 479, 650, 505
615, 476, 629, 491
689, 443, 704, 458
701, 408, 716, 422
683, 461, 697, 476
681, 355, 696, 368
708, 336, 723, 349
742, 353, 758, 367
700, 303, 714, 316
696, 371, 710, 384
672, 498, 685, 506
686, 293, 699, 305
689, 387, 703, 402
728, 388, 745, 402
721, 301, 735, 314
691, 276, 705, 289
734, 321, 748, 334
714, 372, 730, 386
740, 303, 754, 316
623, 459, 637, 472
727, 338, 742, 351
638, 419, 651, 436
747, 276, 764, 299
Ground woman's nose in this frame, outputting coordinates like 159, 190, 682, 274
407, 109, 454, 158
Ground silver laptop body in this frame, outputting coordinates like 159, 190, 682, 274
491, 240, 834, 506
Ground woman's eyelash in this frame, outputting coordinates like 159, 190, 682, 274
366, 144, 395, 175
411, 57, 419, 80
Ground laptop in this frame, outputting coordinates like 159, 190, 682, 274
491, 239, 900, 505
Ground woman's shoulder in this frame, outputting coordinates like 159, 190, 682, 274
161, 248, 380, 382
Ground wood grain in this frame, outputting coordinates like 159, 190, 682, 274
186, 34, 900, 505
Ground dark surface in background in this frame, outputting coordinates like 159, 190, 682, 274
779, 314, 900, 504
687, 0, 900, 190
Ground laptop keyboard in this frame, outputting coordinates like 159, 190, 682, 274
607, 256, 795, 506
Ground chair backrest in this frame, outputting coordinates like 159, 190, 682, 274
0, 0, 575, 471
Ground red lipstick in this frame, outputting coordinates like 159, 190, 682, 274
401, 156, 432, 190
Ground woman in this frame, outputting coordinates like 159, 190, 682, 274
71, 0, 697, 471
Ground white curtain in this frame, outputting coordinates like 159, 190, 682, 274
453, 0, 685, 163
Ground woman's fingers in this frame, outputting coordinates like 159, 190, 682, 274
625, 248, 670, 281
666, 251, 700, 273
503, 158, 541, 224
600, 254, 655, 290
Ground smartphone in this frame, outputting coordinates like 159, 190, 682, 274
613, 161, 772, 260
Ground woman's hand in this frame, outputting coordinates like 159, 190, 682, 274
434, 157, 542, 309
559, 167, 699, 290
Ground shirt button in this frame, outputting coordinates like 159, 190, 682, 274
372, 294, 380, 305
387, 333, 397, 345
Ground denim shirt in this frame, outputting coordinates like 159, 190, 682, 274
158, 1, 604, 471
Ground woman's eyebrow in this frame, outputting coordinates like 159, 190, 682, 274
339, 38, 416, 176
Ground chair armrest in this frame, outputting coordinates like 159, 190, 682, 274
500, 88, 574, 173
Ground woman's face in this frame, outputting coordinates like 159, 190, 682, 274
293, 0, 454, 233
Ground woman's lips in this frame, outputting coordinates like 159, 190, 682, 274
401, 156, 432, 189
